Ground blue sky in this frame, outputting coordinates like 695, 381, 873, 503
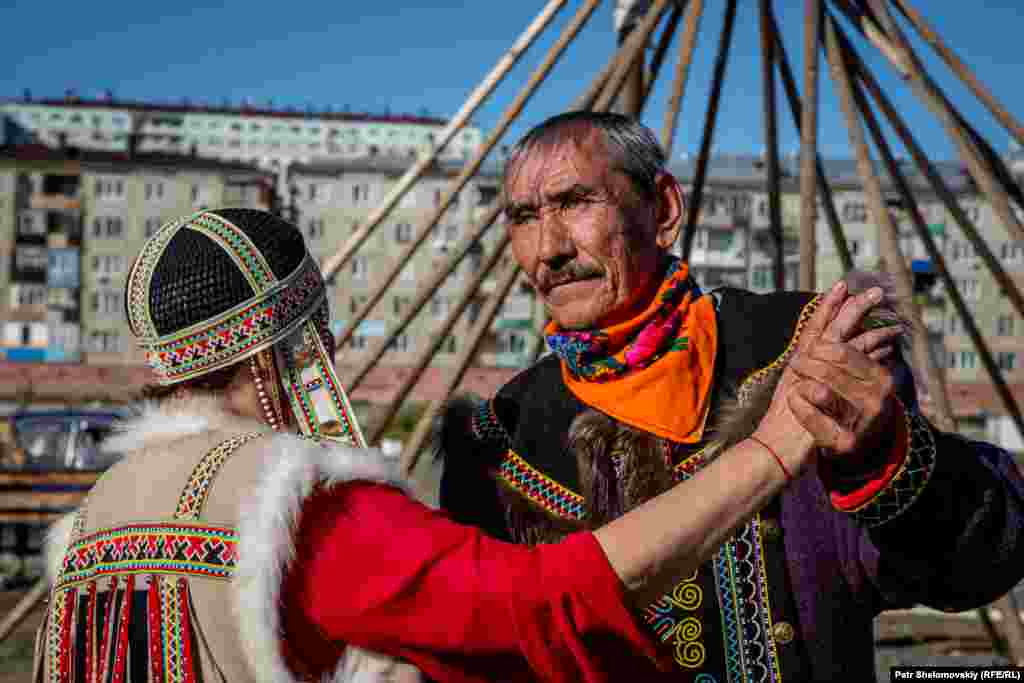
3, 0, 1022, 161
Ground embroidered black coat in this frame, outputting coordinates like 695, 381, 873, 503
440, 288, 1024, 682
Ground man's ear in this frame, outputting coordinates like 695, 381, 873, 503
653, 172, 684, 250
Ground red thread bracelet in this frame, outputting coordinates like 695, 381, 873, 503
749, 435, 793, 482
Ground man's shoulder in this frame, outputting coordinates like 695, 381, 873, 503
710, 287, 820, 388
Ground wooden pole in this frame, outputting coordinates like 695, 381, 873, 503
319, 0, 568, 281
831, 17, 1024, 325
890, 0, 1024, 149
345, 204, 503, 394
0, 578, 47, 645
401, 259, 522, 473
798, 0, 822, 290
767, 8, 853, 273
595, 0, 674, 113
333, 0, 602, 351
660, 0, 706, 156
846, 33, 1024, 461
680, 0, 739, 261
367, 233, 511, 445
822, 12, 954, 435
760, 0, 785, 291
851, 0, 1024, 245
642, 3, 684, 104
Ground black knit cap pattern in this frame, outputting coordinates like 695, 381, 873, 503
146, 209, 308, 337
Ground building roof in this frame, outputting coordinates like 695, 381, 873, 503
290, 154, 504, 179
3, 96, 451, 127
0, 143, 273, 176
668, 153, 974, 193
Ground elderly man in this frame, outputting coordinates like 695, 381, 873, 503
440, 111, 1024, 681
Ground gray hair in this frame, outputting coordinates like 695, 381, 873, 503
504, 111, 667, 199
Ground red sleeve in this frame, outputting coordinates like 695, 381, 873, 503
818, 399, 910, 511
282, 482, 663, 683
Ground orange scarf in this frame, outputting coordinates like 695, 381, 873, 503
544, 259, 718, 444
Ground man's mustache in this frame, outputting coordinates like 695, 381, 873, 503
536, 263, 604, 293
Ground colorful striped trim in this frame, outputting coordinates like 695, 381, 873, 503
175, 432, 265, 519
185, 212, 275, 293
141, 256, 325, 385
497, 450, 585, 521
55, 523, 238, 590
126, 213, 192, 340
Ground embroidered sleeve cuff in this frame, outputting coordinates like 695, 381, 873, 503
820, 400, 910, 510
830, 405, 938, 528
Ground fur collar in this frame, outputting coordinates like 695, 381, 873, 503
103, 395, 272, 455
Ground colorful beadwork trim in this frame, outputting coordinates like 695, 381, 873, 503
185, 212, 275, 293
737, 294, 822, 407
141, 255, 325, 385
714, 513, 783, 683
846, 407, 937, 528
497, 451, 585, 521
159, 576, 197, 683
126, 213, 192, 340
55, 523, 239, 590
175, 432, 266, 519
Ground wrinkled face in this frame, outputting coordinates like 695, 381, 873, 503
504, 129, 673, 330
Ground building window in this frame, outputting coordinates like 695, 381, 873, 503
349, 335, 368, 350
441, 336, 457, 354
751, 266, 771, 290
400, 262, 416, 283
144, 181, 165, 201
997, 352, 1017, 371
430, 296, 450, 320
90, 289, 121, 316
92, 254, 127, 277
997, 315, 1016, 336
842, 202, 868, 222
12, 284, 47, 308
955, 278, 981, 301
947, 314, 960, 335
962, 203, 981, 222
848, 239, 861, 256
17, 213, 45, 237
308, 183, 320, 202
706, 229, 734, 252
350, 295, 368, 315
94, 177, 125, 200
387, 334, 411, 353
352, 183, 370, 205
91, 216, 125, 238
144, 217, 164, 237
951, 350, 978, 369
351, 257, 369, 282
307, 218, 326, 240
395, 223, 413, 243
88, 331, 122, 353
15, 246, 47, 271
498, 330, 529, 355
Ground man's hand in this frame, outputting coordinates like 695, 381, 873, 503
786, 284, 902, 459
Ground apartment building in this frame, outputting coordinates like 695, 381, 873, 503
288, 155, 538, 368
0, 94, 484, 174
0, 144, 273, 365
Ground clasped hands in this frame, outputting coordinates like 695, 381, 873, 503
754, 280, 906, 477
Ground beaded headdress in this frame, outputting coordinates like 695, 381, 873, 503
125, 209, 365, 446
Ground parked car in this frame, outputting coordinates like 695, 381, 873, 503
0, 410, 126, 583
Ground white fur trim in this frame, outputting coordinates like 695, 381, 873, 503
44, 512, 76, 583
103, 396, 269, 454
235, 434, 418, 683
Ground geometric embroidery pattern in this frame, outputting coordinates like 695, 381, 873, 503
54, 522, 239, 590
497, 450, 585, 521
848, 407, 937, 528
175, 432, 266, 519
471, 400, 512, 450
713, 515, 783, 683
141, 257, 325, 385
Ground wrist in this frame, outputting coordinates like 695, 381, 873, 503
750, 425, 814, 479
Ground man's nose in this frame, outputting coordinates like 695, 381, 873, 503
537, 211, 574, 271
